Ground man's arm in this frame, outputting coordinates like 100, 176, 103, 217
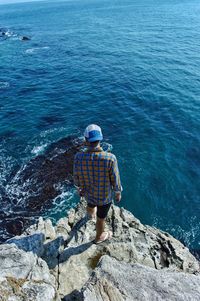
109, 156, 122, 202
73, 154, 81, 194
73, 154, 85, 197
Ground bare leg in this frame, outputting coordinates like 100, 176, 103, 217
87, 206, 96, 219
95, 217, 106, 241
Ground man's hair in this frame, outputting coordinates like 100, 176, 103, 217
88, 140, 100, 148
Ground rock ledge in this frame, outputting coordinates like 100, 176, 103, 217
0, 199, 199, 301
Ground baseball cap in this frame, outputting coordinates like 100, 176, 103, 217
84, 124, 103, 142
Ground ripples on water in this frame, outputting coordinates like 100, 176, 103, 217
0, 0, 200, 251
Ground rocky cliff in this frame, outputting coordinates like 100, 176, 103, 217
0, 199, 199, 301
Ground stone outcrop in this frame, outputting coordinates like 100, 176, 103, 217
82, 255, 200, 301
0, 199, 199, 300
0, 244, 59, 301
0, 136, 84, 243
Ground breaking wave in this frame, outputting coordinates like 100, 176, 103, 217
25, 47, 50, 54
31, 143, 48, 155
0, 81, 10, 89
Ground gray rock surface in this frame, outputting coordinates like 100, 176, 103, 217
0, 199, 199, 301
22, 199, 199, 299
0, 276, 57, 301
0, 244, 59, 301
82, 255, 200, 301
7, 233, 45, 257
58, 201, 199, 299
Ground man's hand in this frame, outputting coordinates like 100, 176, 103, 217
115, 191, 121, 203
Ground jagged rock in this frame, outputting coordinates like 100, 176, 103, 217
0, 277, 58, 301
56, 217, 71, 239
0, 244, 54, 283
82, 255, 200, 301
7, 233, 45, 257
49, 199, 199, 298
1, 199, 199, 300
0, 244, 60, 301
44, 219, 56, 240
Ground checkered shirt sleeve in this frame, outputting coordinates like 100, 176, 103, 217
109, 155, 122, 192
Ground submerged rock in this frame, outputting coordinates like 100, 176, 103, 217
0, 28, 31, 41
11, 136, 83, 211
0, 136, 84, 242
21, 36, 31, 41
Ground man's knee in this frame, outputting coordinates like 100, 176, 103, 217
87, 205, 96, 218
87, 206, 95, 212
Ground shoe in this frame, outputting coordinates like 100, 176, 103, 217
93, 231, 113, 244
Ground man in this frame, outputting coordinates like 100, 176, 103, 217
73, 124, 122, 244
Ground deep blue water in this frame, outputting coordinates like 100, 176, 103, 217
0, 0, 200, 250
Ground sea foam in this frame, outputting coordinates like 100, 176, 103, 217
0, 82, 10, 89
25, 46, 50, 54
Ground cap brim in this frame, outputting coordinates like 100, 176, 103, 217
87, 135, 103, 142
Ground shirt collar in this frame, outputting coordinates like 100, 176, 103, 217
88, 146, 103, 153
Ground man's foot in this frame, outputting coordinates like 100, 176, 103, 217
94, 231, 113, 244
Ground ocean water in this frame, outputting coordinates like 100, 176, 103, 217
0, 0, 200, 251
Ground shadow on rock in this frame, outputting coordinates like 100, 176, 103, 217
62, 289, 83, 301
7, 233, 45, 257
64, 216, 88, 248
59, 241, 93, 266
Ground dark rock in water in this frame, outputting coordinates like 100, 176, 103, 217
38, 115, 66, 130
15, 136, 84, 210
15, 136, 83, 208
0, 130, 17, 142
186, 146, 200, 164
0, 136, 84, 242
0, 28, 9, 40
21, 36, 31, 41
5, 217, 25, 236
0, 28, 6, 36
0, 33, 6, 39
0, 28, 31, 41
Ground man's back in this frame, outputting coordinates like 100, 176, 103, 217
73, 147, 121, 206
73, 124, 122, 244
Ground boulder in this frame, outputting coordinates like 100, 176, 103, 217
82, 255, 200, 301
0, 277, 58, 301
21, 36, 30, 41
50, 199, 200, 298
7, 233, 45, 257
0, 244, 60, 301
0, 243, 54, 283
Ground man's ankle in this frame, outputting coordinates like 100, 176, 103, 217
95, 232, 105, 240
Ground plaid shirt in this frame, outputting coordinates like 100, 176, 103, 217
73, 147, 122, 205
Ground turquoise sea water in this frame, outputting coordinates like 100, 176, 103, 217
0, 0, 200, 250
